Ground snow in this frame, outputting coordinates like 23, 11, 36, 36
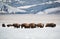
0, 0, 60, 14
44, 7, 60, 14
36, 11, 45, 14
4, 4, 27, 13
17, 1, 60, 9
0, 14, 60, 39
0, 3, 27, 14
17, 5, 37, 9
8, 6, 26, 13
37, 7, 60, 14
0, 11, 7, 13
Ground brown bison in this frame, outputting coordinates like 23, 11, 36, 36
45, 23, 56, 27
13, 23, 20, 28
36, 23, 44, 28
29, 23, 36, 28
7, 24, 13, 27
21, 23, 30, 28
2, 23, 6, 27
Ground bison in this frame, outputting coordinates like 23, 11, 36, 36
2, 23, 6, 27
45, 23, 56, 27
29, 23, 36, 28
13, 23, 20, 28
21, 23, 30, 28
36, 23, 44, 28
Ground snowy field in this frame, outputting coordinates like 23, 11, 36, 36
0, 14, 60, 39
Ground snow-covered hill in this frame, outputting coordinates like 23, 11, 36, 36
0, 3, 26, 14
0, 0, 60, 14
37, 7, 60, 14
6, 4, 26, 13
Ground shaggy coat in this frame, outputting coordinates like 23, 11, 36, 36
29, 23, 36, 28
21, 23, 30, 28
45, 23, 56, 27
36, 23, 44, 28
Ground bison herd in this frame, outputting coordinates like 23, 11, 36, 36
2, 23, 56, 28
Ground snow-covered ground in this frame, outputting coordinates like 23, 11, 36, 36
0, 14, 60, 39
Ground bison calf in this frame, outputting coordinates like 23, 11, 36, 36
45, 23, 56, 28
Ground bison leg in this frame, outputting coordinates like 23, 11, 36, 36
30, 26, 36, 28
21, 24, 25, 28
14, 26, 20, 28
24, 26, 30, 28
